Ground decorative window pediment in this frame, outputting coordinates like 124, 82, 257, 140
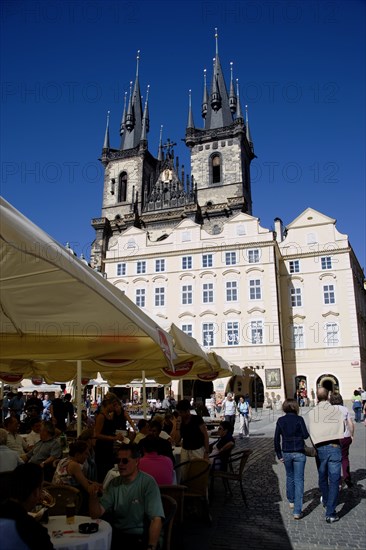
179, 273, 195, 280
222, 269, 240, 276
246, 267, 264, 274
319, 273, 336, 280
178, 312, 196, 318
152, 275, 168, 282
199, 270, 216, 278
199, 310, 218, 317
247, 307, 266, 314
322, 311, 340, 317
223, 308, 241, 316
133, 277, 149, 284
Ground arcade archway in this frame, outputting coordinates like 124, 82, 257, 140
317, 374, 339, 394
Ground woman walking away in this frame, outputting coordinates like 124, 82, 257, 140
329, 393, 354, 487
274, 398, 309, 520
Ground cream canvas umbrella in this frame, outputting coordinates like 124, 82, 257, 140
0, 197, 176, 430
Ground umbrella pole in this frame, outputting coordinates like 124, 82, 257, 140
142, 370, 147, 419
76, 360, 82, 437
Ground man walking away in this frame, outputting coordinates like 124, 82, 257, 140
308, 387, 344, 524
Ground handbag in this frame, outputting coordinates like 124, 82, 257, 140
304, 436, 317, 457
304, 445, 317, 457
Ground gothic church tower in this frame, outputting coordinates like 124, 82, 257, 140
91, 33, 255, 270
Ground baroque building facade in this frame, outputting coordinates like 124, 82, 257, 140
91, 36, 365, 406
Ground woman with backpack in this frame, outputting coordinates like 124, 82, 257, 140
238, 395, 252, 438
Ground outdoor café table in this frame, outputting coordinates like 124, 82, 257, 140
47, 515, 112, 550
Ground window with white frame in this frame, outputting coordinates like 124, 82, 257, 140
117, 263, 126, 276
202, 253, 213, 268
202, 323, 215, 347
290, 288, 302, 307
226, 281, 238, 301
203, 282, 214, 303
325, 322, 339, 346
323, 284, 335, 305
135, 288, 146, 308
155, 259, 165, 272
181, 285, 193, 305
154, 287, 165, 306
225, 251, 237, 265
321, 256, 332, 270
249, 279, 262, 300
226, 321, 240, 346
289, 260, 300, 273
181, 324, 193, 337
247, 249, 260, 263
136, 260, 146, 274
250, 320, 263, 344
292, 325, 304, 349
182, 256, 192, 270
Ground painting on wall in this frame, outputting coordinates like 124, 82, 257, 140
265, 368, 281, 389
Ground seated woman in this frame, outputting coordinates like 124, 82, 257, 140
52, 440, 101, 512
209, 421, 235, 471
139, 435, 174, 484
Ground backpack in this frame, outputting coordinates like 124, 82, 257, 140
241, 401, 249, 414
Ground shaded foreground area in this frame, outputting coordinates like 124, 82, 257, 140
178, 417, 366, 550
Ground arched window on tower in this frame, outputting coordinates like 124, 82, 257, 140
210, 153, 222, 185
118, 172, 128, 202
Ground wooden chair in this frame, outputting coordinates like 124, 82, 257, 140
43, 484, 82, 515
160, 494, 178, 550
174, 458, 211, 524
210, 449, 253, 506
159, 484, 186, 525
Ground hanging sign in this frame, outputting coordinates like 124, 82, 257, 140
31, 376, 43, 386
0, 372, 24, 384
81, 378, 90, 385
95, 359, 132, 367
197, 371, 219, 381
162, 361, 193, 378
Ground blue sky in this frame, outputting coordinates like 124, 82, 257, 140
1, 0, 365, 270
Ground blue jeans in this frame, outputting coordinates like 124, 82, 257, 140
283, 452, 306, 515
353, 406, 362, 422
316, 444, 341, 517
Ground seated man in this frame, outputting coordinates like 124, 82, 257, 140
24, 418, 42, 449
90, 443, 164, 550
4, 416, 28, 456
139, 436, 174, 484
209, 421, 235, 471
22, 421, 62, 481
0, 429, 24, 472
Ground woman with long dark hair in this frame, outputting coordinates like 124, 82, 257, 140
274, 398, 309, 520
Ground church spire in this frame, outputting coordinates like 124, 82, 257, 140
187, 89, 195, 129
245, 104, 254, 151
120, 92, 127, 137
229, 62, 237, 113
202, 69, 208, 119
121, 50, 144, 150
102, 110, 110, 150
140, 84, 150, 143
204, 28, 233, 130
157, 125, 164, 161
236, 79, 243, 121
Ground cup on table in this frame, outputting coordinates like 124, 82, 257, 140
65, 500, 76, 525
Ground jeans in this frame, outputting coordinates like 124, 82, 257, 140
225, 414, 236, 431
283, 452, 306, 516
316, 444, 342, 517
353, 406, 362, 422
340, 437, 352, 483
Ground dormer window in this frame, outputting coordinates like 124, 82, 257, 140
210, 153, 222, 184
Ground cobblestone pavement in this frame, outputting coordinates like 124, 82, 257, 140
181, 408, 366, 550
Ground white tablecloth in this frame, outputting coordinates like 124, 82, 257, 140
47, 515, 112, 550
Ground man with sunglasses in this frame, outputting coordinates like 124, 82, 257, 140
89, 443, 164, 550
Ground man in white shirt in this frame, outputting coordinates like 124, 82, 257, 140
0, 428, 24, 472
4, 416, 28, 456
221, 393, 237, 432
308, 388, 344, 524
